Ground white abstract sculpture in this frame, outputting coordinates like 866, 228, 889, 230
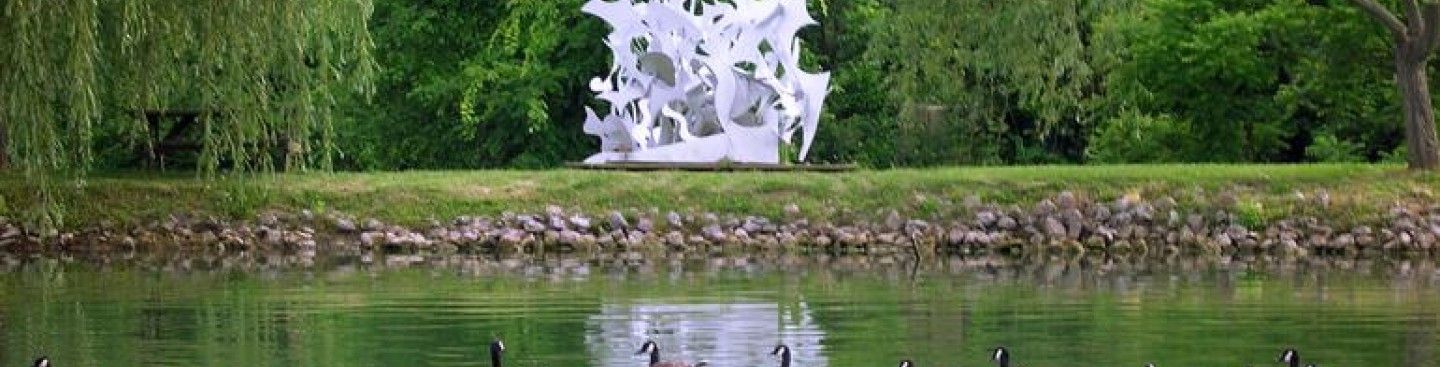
581, 0, 831, 164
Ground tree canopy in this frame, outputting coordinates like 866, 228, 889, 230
4, 0, 1435, 173
1, 0, 376, 223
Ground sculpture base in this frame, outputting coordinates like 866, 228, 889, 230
582, 129, 780, 164
565, 161, 857, 172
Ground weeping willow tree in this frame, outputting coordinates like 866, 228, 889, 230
870, 0, 1134, 164
0, 0, 376, 226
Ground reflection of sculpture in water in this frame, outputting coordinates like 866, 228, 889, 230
581, 0, 831, 164
586, 302, 825, 367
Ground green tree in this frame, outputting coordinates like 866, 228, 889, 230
801, 0, 901, 166
1346, 0, 1440, 169
456, 0, 610, 168
336, 0, 505, 170
1094, 0, 1403, 163
1101, 0, 1297, 162
0, 0, 376, 224
870, 0, 1132, 165
344, 0, 609, 169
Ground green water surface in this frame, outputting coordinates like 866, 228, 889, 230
2, 255, 1437, 366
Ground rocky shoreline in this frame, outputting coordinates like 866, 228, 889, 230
4, 191, 1440, 258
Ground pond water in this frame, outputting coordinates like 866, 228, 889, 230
2, 254, 1438, 366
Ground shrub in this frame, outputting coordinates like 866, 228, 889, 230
1085, 111, 1187, 163
1305, 133, 1365, 163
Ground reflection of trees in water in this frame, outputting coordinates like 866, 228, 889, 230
0, 310, 6, 366
5, 252, 1440, 289
1404, 312, 1437, 366
586, 302, 825, 367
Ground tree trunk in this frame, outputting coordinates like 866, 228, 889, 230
1348, 0, 1440, 170
1397, 43, 1440, 169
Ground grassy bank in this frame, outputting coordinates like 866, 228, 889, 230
2, 164, 1436, 228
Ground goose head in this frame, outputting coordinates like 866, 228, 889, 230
771, 344, 792, 367
33, 357, 51, 367
770, 344, 791, 357
636, 340, 661, 365
897, 359, 916, 367
637, 340, 659, 356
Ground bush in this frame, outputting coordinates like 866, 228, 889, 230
1381, 145, 1408, 164
1305, 133, 1365, 163
1085, 111, 1187, 163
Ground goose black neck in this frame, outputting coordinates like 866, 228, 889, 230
649, 348, 660, 366
779, 349, 791, 367
491, 348, 503, 367
996, 354, 1009, 367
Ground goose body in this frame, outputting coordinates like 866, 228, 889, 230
637, 340, 705, 367
490, 339, 505, 367
1278, 348, 1317, 367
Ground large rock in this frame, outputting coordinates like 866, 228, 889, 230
1055, 191, 1078, 210
1034, 199, 1058, 216
568, 215, 593, 231
521, 217, 547, 233
975, 210, 999, 228
1061, 209, 1084, 240
1043, 217, 1067, 239
608, 211, 630, 231
666, 211, 684, 229
333, 218, 358, 234
996, 215, 1018, 230
636, 217, 655, 233
361, 218, 384, 232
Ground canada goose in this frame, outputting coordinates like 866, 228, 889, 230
33, 357, 50, 367
636, 340, 704, 367
771, 344, 793, 367
490, 339, 505, 367
991, 346, 1011, 367
1278, 348, 1316, 367
897, 359, 916, 367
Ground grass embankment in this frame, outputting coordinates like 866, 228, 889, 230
1, 164, 1436, 228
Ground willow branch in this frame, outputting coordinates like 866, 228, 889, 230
1350, 0, 1410, 39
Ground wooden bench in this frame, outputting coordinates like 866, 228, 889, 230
131, 109, 214, 169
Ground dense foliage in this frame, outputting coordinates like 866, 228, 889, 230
1092, 0, 1406, 163
337, 0, 606, 169
325, 0, 1428, 169
5, 0, 1437, 174
1, 0, 375, 224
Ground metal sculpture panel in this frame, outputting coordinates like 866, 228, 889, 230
581, 0, 830, 164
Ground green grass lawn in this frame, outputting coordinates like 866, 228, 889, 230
2, 164, 1437, 228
